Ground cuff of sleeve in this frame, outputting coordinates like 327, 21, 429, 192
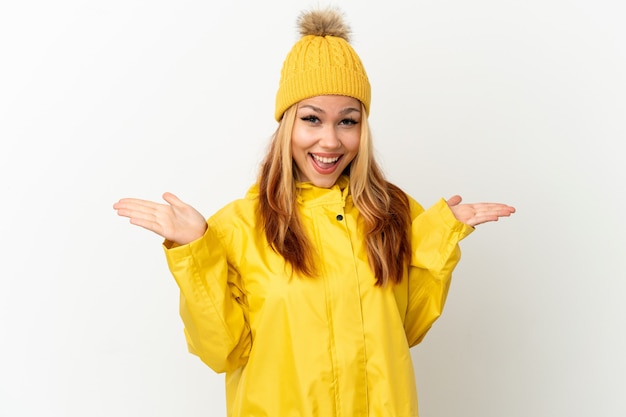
435, 198, 474, 240
162, 222, 210, 251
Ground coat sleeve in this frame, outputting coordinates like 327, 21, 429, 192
163, 223, 251, 373
404, 198, 474, 347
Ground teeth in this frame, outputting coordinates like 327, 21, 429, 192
312, 154, 340, 164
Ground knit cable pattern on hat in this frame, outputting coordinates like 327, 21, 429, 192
274, 9, 371, 121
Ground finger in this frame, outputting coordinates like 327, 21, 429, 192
472, 203, 516, 215
114, 206, 159, 222
162, 192, 185, 207
128, 216, 165, 235
469, 212, 503, 226
490, 205, 516, 216
446, 195, 462, 207
114, 198, 163, 211
113, 198, 160, 213
470, 207, 516, 226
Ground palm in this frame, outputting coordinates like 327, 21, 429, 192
446, 195, 515, 227
113, 192, 207, 245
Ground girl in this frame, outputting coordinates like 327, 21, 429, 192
114, 8, 515, 417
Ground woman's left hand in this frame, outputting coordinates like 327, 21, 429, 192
446, 195, 516, 227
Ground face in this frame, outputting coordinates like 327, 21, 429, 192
291, 95, 362, 188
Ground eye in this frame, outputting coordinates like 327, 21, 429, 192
300, 115, 320, 123
339, 118, 359, 126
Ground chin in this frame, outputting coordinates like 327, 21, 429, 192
310, 176, 340, 188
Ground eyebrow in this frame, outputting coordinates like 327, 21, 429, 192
298, 104, 361, 115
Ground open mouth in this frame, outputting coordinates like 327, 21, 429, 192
310, 153, 342, 172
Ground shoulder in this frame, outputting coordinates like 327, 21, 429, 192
385, 181, 425, 219
208, 184, 260, 235
404, 194, 425, 219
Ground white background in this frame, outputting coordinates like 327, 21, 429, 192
1, 0, 625, 416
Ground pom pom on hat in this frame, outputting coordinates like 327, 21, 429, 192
274, 8, 371, 121
298, 8, 351, 41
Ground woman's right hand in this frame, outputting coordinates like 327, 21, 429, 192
113, 192, 207, 245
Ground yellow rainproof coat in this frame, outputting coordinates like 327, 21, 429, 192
164, 176, 473, 416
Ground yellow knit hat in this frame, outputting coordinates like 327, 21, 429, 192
274, 8, 371, 121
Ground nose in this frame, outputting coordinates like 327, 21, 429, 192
318, 126, 341, 149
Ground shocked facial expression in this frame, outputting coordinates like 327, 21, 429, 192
291, 95, 362, 188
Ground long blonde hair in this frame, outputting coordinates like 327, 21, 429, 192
258, 103, 411, 286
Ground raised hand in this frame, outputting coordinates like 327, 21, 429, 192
446, 195, 516, 227
113, 192, 207, 245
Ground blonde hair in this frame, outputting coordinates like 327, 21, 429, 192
258, 103, 411, 286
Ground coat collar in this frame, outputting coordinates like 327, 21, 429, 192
295, 175, 351, 208
245, 176, 351, 208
